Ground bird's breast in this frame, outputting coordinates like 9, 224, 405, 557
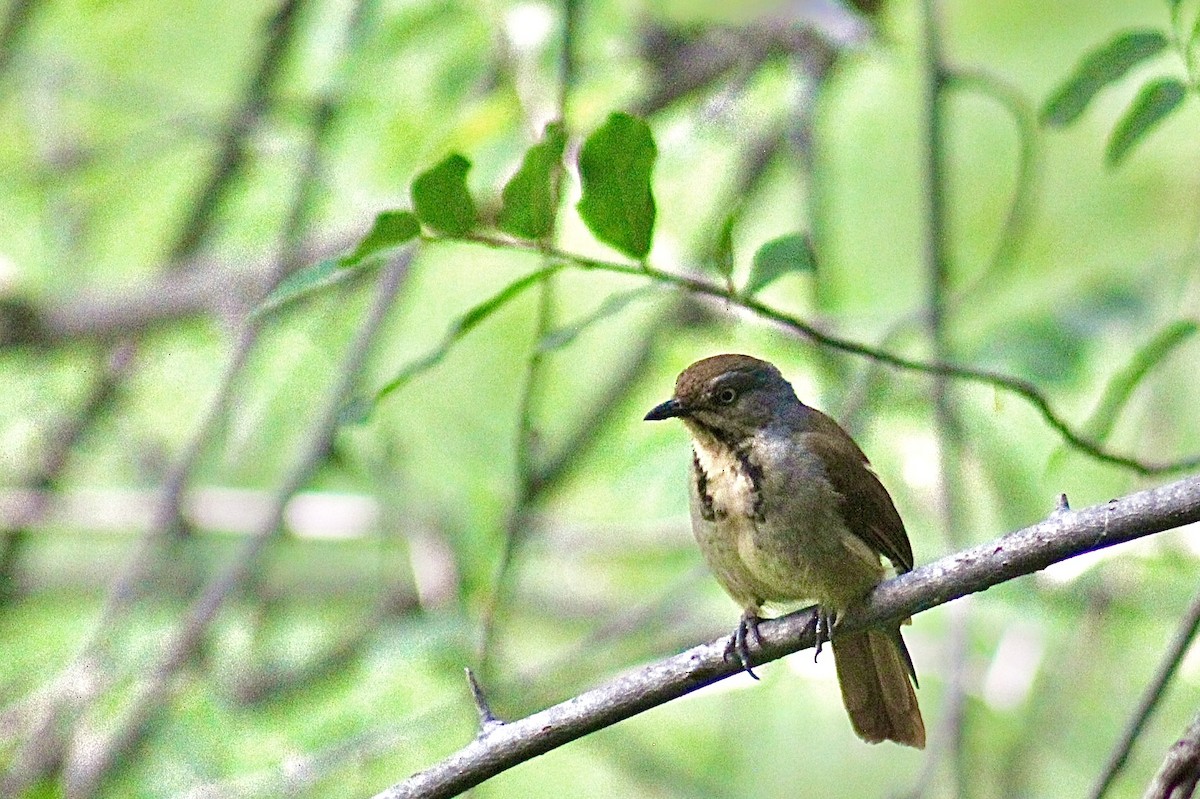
687, 429, 884, 611
690, 436, 762, 521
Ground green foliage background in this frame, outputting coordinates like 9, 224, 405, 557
1, 0, 1199, 797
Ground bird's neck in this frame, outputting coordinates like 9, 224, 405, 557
687, 425, 765, 522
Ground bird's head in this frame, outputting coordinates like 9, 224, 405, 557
644, 354, 801, 443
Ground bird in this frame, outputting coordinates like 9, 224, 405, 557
644, 353, 925, 748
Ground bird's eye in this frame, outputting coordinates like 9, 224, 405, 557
716, 387, 738, 405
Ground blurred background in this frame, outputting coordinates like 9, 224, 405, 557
1, 0, 1199, 797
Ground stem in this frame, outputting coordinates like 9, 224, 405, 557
452, 233, 1200, 476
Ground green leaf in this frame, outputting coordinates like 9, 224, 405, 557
340, 210, 420, 267
745, 233, 815, 296
252, 258, 347, 319
374, 265, 559, 403
713, 210, 736, 281
412, 154, 478, 235
1047, 320, 1197, 473
498, 122, 567, 240
1106, 78, 1188, 165
576, 112, 657, 260
537, 287, 652, 352
1041, 30, 1169, 127
1085, 320, 1197, 441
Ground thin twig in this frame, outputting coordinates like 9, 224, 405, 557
62, 248, 414, 799
2, 9, 363, 777
169, 0, 306, 262
918, 0, 948, 347
375, 474, 1200, 799
915, 2, 971, 796
558, 0, 577, 118
0, 344, 136, 794
452, 233, 1200, 476
841, 71, 1038, 439
0, 237, 358, 348
531, 329, 659, 496
476, 276, 556, 678
275, 0, 374, 273
210, 0, 384, 708
0, 341, 135, 602
475, 0, 578, 676
8, 182, 360, 799
1090, 589, 1200, 799
941, 68, 1040, 307
0, 4, 314, 778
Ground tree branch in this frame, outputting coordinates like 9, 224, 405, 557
1144, 712, 1200, 799
61, 249, 414, 799
1091, 588, 1200, 799
373, 474, 1200, 799
913, 4, 977, 794
0, 236, 357, 349
169, 0, 306, 263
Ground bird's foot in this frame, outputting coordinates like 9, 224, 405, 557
726, 610, 763, 680
811, 605, 836, 663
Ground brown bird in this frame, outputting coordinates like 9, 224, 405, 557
645, 354, 925, 748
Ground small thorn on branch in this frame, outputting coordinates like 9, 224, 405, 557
465, 668, 504, 734
1055, 493, 1070, 514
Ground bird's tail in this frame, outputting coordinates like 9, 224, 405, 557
831, 627, 925, 749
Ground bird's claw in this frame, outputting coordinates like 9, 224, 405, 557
726, 611, 763, 680
811, 605, 835, 663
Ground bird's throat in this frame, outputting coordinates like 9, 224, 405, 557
689, 430, 764, 523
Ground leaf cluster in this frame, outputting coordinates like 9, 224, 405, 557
1041, 2, 1199, 165
262, 112, 819, 419
280, 112, 812, 297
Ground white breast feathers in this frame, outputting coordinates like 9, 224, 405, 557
691, 437, 759, 519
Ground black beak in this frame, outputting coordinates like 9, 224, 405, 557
644, 398, 687, 421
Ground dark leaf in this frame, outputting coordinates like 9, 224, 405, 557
340, 210, 420, 267
1106, 78, 1187, 165
498, 121, 567, 240
412, 154, 478, 235
745, 233, 815, 296
576, 112, 657, 260
1041, 30, 1168, 127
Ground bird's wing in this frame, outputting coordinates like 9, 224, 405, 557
801, 411, 914, 573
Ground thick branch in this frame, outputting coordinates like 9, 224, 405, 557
375, 475, 1200, 799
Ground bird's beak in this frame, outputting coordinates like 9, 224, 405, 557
644, 398, 687, 421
